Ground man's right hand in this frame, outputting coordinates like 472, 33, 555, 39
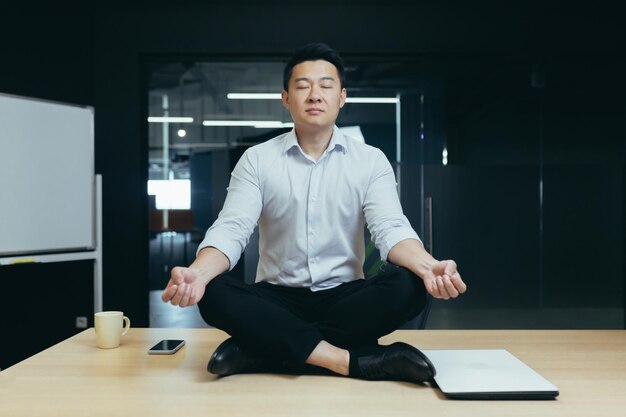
161, 266, 206, 307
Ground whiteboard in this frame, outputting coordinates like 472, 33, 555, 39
0, 93, 95, 256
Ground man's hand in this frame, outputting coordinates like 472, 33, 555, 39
422, 259, 466, 300
161, 267, 206, 307
387, 239, 467, 300
161, 247, 230, 307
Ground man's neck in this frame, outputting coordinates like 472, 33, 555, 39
295, 125, 335, 161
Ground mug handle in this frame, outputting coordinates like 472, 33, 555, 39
121, 316, 131, 336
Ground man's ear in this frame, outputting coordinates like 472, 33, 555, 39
281, 90, 289, 110
339, 87, 347, 109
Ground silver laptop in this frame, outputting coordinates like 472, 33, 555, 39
422, 349, 559, 400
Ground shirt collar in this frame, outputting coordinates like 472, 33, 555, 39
283, 125, 348, 155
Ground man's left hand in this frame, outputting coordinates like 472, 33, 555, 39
422, 260, 467, 300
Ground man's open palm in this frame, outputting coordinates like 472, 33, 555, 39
161, 267, 206, 307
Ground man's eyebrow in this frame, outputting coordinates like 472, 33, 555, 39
294, 76, 337, 83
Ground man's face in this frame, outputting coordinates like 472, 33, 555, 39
281, 60, 347, 132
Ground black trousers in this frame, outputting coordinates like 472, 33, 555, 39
197, 266, 426, 364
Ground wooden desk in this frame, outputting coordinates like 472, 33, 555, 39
2, 329, 625, 417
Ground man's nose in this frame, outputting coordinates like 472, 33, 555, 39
307, 85, 322, 102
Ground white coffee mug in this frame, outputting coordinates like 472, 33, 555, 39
94, 311, 131, 349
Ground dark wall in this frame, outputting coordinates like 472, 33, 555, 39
1, 3, 624, 346
0, 8, 93, 105
0, 261, 94, 369
0, 8, 97, 368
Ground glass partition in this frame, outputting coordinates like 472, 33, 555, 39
146, 57, 624, 329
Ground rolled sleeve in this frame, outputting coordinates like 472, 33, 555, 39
197, 149, 263, 271
377, 228, 421, 263
197, 232, 247, 272
363, 149, 422, 262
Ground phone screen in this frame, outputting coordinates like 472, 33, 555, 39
149, 340, 185, 351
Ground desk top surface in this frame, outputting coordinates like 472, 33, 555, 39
2, 328, 625, 417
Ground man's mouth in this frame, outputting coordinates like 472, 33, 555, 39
306, 108, 324, 114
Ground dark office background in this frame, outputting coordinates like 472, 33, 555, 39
1, 2, 624, 369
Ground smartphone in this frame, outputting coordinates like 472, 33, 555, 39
148, 339, 186, 355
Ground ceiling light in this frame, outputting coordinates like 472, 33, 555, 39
227, 93, 281, 100
227, 93, 399, 104
346, 97, 399, 104
177, 129, 187, 138
203, 120, 267, 127
148, 117, 194, 123
253, 122, 294, 129
202, 120, 293, 129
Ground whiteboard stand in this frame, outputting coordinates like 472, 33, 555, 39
94, 174, 103, 312
0, 174, 103, 313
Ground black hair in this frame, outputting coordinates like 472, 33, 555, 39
282, 43, 346, 91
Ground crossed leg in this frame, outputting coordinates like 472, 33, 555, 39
197, 266, 427, 376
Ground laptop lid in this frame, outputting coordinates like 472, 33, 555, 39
422, 349, 559, 400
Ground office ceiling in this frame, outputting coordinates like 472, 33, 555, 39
147, 60, 409, 160
146, 55, 566, 174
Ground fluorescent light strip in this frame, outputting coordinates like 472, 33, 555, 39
254, 122, 294, 129
227, 93, 399, 104
148, 117, 194, 123
227, 93, 281, 100
203, 120, 294, 129
346, 97, 399, 104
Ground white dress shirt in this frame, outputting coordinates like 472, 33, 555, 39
198, 126, 421, 291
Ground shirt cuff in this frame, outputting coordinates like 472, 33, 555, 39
379, 228, 422, 262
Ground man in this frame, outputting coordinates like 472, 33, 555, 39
162, 43, 466, 382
